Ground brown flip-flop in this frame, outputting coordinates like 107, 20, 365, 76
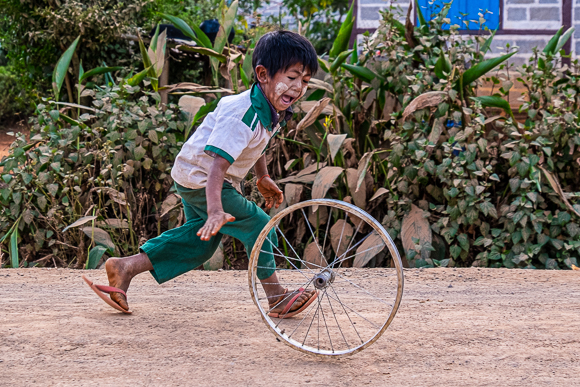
268, 288, 318, 319
82, 275, 132, 314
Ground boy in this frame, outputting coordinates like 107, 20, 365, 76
83, 31, 319, 318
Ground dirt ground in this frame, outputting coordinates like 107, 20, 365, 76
1, 267, 579, 387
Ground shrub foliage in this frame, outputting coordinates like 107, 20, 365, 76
2, 3, 580, 271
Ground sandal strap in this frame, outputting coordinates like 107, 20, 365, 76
281, 287, 305, 316
94, 284, 127, 298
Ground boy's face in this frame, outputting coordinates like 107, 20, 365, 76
256, 63, 312, 112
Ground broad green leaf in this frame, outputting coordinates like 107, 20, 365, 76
318, 57, 330, 73
159, 14, 196, 41
341, 64, 381, 83
127, 65, 154, 87
138, 34, 152, 70
554, 27, 575, 54
450, 244, 461, 259
435, 50, 451, 79
415, 0, 427, 27
86, 245, 107, 270
543, 26, 564, 55
351, 40, 358, 64
329, 2, 354, 58
52, 36, 80, 101
330, 49, 354, 73
9, 228, 18, 268
80, 66, 123, 82
480, 29, 497, 55
177, 45, 227, 62
241, 49, 253, 88
191, 23, 213, 49
461, 52, 516, 87
214, 0, 238, 55
471, 96, 515, 121
391, 19, 406, 37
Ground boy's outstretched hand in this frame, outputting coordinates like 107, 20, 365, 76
258, 176, 284, 210
197, 211, 235, 241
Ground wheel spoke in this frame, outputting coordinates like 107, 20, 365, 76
326, 287, 380, 330
301, 208, 327, 262
260, 250, 325, 270
329, 284, 363, 344
318, 290, 334, 352
274, 226, 320, 277
330, 242, 386, 267
249, 200, 403, 356
320, 207, 333, 259
325, 289, 350, 350
327, 229, 372, 269
333, 271, 393, 308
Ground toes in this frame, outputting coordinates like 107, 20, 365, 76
111, 292, 129, 311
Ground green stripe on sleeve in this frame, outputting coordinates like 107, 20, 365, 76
241, 107, 256, 129
204, 145, 235, 164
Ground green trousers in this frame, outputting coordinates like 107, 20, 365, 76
141, 182, 277, 283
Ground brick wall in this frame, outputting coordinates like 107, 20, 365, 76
504, 0, 562, 30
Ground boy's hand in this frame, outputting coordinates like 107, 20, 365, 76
258, 176, 284, 210
197, 211, 235, 241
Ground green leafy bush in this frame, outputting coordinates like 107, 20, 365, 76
0, 82, 190, 268
0, 66, 33, 122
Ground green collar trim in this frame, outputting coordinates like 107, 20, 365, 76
250, 83, 274, 131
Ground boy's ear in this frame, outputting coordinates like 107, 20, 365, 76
255, 65, 269, 84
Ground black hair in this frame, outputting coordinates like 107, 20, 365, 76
252, 30, 318, 78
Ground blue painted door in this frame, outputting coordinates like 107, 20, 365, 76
417, 0, 500, 31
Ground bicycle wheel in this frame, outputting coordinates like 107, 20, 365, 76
248, 199, 404, 356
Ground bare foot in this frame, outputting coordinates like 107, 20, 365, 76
269, 288, 316, 315
105, 258, 133, 311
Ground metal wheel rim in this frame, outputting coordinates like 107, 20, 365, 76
248, 199, 405, 357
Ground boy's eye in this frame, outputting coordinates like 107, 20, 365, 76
288, 77, 296, 80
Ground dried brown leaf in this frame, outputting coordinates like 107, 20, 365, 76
370, 187, 389, 201
311, 166, 344, 200
327, 134, 348, 162
538, 165, 580, 218
401, 204, 432, 267
403, 91, 447, 120
346, 168, 366, 209
353, 231, 385, 268
303, 242, 327, 269
285, 183, 303, 206
330, 219, 353, 258
296, 98, 331, 133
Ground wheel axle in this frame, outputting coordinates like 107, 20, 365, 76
313, 269, 335, 290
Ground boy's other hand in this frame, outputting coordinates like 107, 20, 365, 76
197, 211, 236, 241
258, 176, 284, 210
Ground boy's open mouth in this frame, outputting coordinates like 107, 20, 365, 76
280, 94, 296, 106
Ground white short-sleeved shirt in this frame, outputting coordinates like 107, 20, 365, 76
171, 84, 287, 191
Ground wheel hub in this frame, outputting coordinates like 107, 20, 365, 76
313, 268, 335, 290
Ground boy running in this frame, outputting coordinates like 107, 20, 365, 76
83, 31, 319, 318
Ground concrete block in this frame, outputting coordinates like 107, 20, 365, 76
507, 8, 528, 21
515, 39, 549, 52
575, 7, 580, 21
576, 41, 580, 55
506, 0, 534, 3
530, 7, 560, 21
490, 39, 515, 52
360, 6, 384, 20
539, 0, 559, 3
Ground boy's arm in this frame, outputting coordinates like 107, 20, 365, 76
197, 155, 236, 241
255, 154, 284, 210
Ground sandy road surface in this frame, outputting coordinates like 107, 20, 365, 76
1, 267, 579, 386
